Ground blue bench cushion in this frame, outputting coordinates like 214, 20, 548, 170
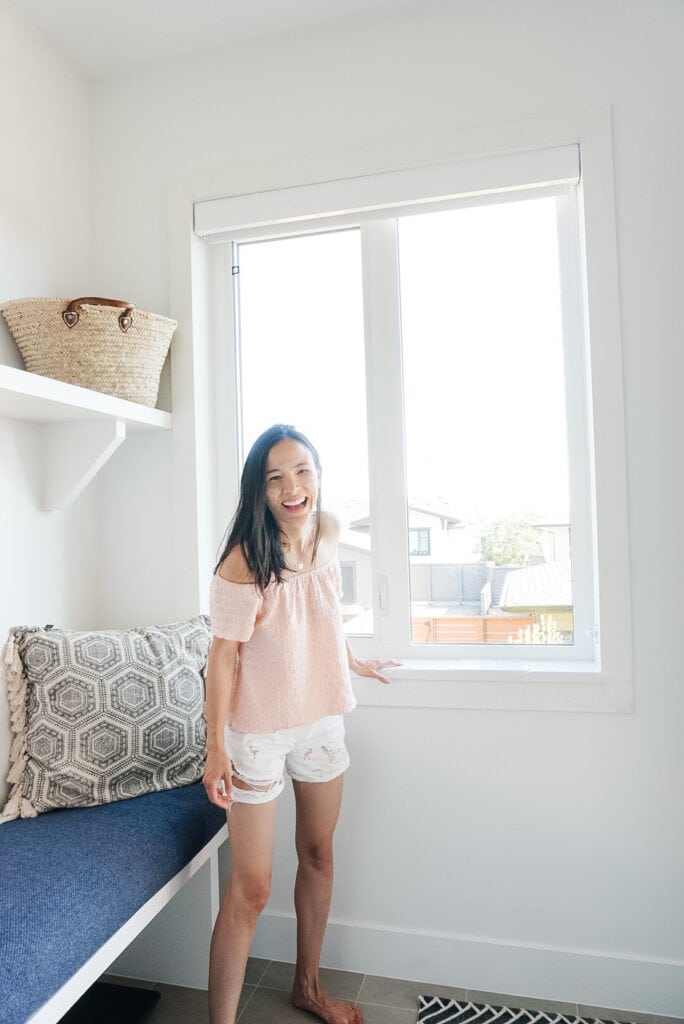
0, 782, 225, 1024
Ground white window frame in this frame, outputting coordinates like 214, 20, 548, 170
339, 561, 357, 606
190, 110, 632, 713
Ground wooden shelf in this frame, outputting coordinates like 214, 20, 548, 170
0, 364, 172, 510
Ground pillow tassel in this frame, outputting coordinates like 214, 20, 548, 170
5, 629, 28, 724
21, 797, 37, 818
7, 751, 26, 785
0, 790, 21, 823
1, 629, 33, 823
9, 732, 25, 763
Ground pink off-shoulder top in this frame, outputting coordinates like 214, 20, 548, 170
209, 558, 356, 733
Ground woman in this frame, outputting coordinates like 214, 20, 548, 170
204, 424, 398, 1024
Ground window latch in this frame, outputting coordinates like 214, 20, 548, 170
378, 574, 388, 615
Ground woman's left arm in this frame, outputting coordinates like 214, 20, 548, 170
346, 640, 401, 685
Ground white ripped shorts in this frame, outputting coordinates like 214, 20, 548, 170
224, 714, 350, 805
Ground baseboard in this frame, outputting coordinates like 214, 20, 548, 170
251, 912, 684, 1017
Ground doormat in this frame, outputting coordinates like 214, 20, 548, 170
59, 981, 161, 1024
418, 999, 635, 1024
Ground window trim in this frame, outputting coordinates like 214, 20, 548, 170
185, 110, 632, 712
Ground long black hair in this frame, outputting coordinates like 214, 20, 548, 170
214, 424, 322, 593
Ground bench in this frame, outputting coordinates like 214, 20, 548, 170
0, 782, 227, 1024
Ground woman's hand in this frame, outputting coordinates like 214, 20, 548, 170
349, 654, 402, 685
203, 748, 234, 811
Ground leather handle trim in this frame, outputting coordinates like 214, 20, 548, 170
62, 297, 136, 332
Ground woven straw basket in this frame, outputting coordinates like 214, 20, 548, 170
0, 297, 177, 408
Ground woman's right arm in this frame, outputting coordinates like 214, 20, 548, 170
203, 635, 239, 810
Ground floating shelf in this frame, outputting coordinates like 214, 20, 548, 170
0, 363, 172, 430
0, 364, 172, 510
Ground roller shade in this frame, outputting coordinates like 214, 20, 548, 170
194, 143, 580, 244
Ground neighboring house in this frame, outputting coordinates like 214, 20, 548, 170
536, 522, 571, 563
498, 559, 573, 635
337, 528, 373, 633
338, 501, 573, 638
347, 502, 482, 609
350, 501, 478, 564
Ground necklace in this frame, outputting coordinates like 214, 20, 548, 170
285, 533, 311, 572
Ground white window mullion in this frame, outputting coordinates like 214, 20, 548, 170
555, 192, 597, 661
361, 219, 411, 654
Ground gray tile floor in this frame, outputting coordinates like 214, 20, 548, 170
104, 961, 684, 1024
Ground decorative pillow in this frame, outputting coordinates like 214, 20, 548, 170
1, 617, 210, 822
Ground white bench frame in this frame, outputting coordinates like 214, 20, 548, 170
26, 829, 227, 1024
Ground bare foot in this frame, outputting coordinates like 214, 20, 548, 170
291, 986, 364, 1024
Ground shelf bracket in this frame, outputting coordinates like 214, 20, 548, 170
43, 418, 126, 510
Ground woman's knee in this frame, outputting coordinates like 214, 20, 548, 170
297, 837, 334, 874
230, 873, 272, 915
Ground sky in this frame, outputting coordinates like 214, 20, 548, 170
236, 195, 570, 527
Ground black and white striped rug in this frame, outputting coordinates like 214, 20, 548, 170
418, 999, 634, 1024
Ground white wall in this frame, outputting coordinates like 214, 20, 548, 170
0, 2, 92, 361
95, 430, 177, 628
86, 0, 683, 1013
0, 1, 97, 806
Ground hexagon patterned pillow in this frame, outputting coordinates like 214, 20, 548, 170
1, 617, 210, 822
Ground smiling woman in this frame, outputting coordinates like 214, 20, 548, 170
203, 422, 398, 1024
214, 424, 324, 591
265, 445, 319, 550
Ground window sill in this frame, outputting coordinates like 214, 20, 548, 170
350, 659, 634, 714
368, 657, 601, 679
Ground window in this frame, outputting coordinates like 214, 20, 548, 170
339, 562, 357, 605
409, 528, 431, 557
192, 114, 632, 711
399, 199, 573, 647
234, 229, 373, 636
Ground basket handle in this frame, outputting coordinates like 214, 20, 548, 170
62, 297, 136, 333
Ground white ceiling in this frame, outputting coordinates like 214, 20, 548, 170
10, 0, 439, 79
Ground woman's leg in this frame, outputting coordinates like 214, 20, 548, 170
208, 797, 278, 1024
291, 775, 363, 1024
